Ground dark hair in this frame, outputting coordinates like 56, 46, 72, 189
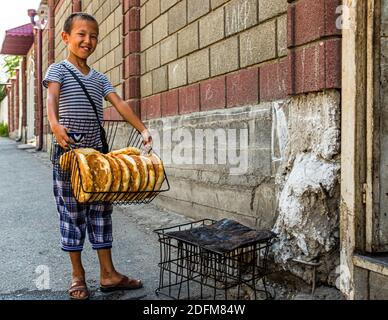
63, 12, 99, 34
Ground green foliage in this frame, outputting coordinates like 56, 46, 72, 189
3, 55, 21, 78
0, 122, 8, 137
0, 85, 6, 102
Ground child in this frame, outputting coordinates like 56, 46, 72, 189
43, 12, 152, 300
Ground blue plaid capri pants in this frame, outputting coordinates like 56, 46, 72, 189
53, 164, 114, 252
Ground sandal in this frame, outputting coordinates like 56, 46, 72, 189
68, 279, 90, 300
100, 275, 143, 293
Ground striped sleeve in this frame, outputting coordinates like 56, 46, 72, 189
101, 73, 116, 100
42, 63, 64, 88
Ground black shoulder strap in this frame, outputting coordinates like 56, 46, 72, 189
61, 62, 102, 124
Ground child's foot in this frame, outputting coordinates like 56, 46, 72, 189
69, 275, 90, 300
100, 271, 143, 292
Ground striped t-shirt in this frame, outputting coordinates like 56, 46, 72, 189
43, 59, 115, 120
42, 59, 116, 148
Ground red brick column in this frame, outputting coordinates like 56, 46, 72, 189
119, 0, 141, 120
72, 0, 81, 12
48, 0, 55, 64
22, 58, 27, 129
7, 84, 12, 133
10, 79, 16, 133
34, 29, 38, 137
71, 0, 82, 12
15, 70, 20, 132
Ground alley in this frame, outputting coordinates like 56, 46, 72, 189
0, 137, 190, 300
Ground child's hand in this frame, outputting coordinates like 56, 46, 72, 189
141, 129, 153, 153
52, 124, 75, 149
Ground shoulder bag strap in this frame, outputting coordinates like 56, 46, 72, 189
61, 63, 103, 124
61, 62, 109, 152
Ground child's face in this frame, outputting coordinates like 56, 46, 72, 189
62, 18, 99, 60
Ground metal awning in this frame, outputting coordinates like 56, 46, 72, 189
0, 23, 34, 55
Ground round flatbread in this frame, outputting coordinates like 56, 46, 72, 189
75, 148, 99, 156
59, 150, 73, 171
109, 147, 141, 156
116, 154, 141, 202
130, 155, 148, 192
148, 153, 164, 191
103, 154, 122, 201
112, 156, 130, 201
86, 153, 112, 202
138, 156, 155, 200
71, 150, 94, 203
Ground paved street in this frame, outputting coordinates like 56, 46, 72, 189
0, 137, 192, 300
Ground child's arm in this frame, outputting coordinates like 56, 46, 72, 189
105, 92, 152, 148
47, 82, 74, 149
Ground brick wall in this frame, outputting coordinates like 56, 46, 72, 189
138, 0, 341, 119
139, 0, 289, 119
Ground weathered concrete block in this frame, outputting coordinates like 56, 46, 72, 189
145, 44, 160, 71
252, 182, 277, 228
211, 0, 229, 9
161, 34, 178, 65
161, 0, 179, 13
141, 23, 153, 51
271, 90, 341, 284
141, 52, 146, 74
225, 0, 257, 36
277, 14, 287, 57
146, 0, 161, 24
240, 20, 276, 67
153, 13, 168, 44
178, 22, 199, 57
188, 48, 210, 83
259, 0, 287, 22
370, 271, 388, 299
188, 0, 210, 23
210, 36, 239, 76
152, 66, 168, 93
287, 90, 341, 160
168, 0, 187, 34
140, 4, 146, 28
199, 7, 224, 48
168, 57, 187, 88
141, 72, 153, 97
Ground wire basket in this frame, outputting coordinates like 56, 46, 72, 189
50, 117, 170, 206
154, 219, 276, 300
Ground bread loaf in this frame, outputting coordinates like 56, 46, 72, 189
113, 156, 130, 201
130, 155, 148, 192
138, 156, 155, 200
109, 147, 141, 156
149, 153, 164, 191
103, 155, 122, 201
71, 149, 94, 203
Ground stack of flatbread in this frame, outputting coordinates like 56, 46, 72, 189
59, 146, 164, 203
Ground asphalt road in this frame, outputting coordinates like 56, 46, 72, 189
0, 137, 191, 300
